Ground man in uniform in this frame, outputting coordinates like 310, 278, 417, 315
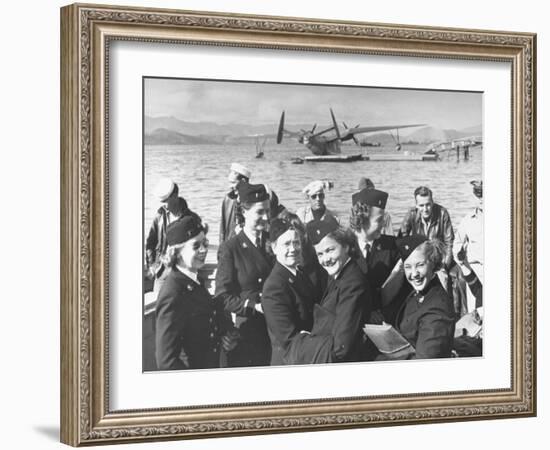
399, 186, 454, 270
296, 180, 338, 225
219, 163, 251, 245
356, 177, 395, 235
145, 178, 200, 293
451, 180, 484, 317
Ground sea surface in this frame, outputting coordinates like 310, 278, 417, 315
144, 142, 482, 251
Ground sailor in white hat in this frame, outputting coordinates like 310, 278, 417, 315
145, 178, 201, 292
219, 163, 252, 245
296, 179, 339, 226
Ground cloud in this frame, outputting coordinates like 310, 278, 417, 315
144, 78, 481, 130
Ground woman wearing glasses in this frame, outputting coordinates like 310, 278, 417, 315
155, 216, 238, 370
296, 180, 338, 225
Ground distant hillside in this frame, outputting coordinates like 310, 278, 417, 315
144, 116, 482, 146
145, 115, 316, 138
405, 126, 482, 143
459, 124, 483, 135
144, 128, 219, 145
362, 126, 482, 145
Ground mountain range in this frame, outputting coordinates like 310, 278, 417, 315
144, 115, 482, 146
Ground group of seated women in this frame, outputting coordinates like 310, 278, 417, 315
154, 180, 476, 371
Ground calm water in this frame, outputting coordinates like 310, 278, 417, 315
144, 143, 482, 248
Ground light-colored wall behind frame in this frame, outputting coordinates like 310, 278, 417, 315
0, 0, 546, 449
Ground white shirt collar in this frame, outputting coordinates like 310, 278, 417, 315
334, 257, 352, 280
243, 227, 260, 247
357, 237, 374, 258
175, 264, 200, 284
279, 262, 297, 276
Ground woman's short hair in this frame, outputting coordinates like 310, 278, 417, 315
416, 239, 446, 272
266, 213, 305, 258
236, 198, 271, 227
323, 226, 358, 259
349, 202, 373, 232
161, 227, 208, 269
279, 212, 306, 237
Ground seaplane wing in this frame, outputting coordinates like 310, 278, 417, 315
342, 123, 426, 137
281, 129, 303, 139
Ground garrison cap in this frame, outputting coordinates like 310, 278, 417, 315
306, 217, 339, 246
166, 216, 204, 246
351, 188, 388, 209
470, 180, 483, 198
396, 234, 428, 262
269, 218, 294, 243
237, 182, 270, 204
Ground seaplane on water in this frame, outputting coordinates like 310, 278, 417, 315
276, 108, 426, 163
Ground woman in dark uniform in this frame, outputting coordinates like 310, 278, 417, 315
278, 211, 328, 303
261, 218, 316, 365
215, 183, 275, 367
287, 220, 373, 364
393, 235, 455, 359
349, 188, 405, 324
155, 216, 238, 370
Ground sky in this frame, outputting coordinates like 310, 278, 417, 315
144, 77, 482, 131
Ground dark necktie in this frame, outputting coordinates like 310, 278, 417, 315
364, 242, 371, 261
255, 235, 265, 257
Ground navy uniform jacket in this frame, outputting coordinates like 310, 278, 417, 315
301, 239, 328, 303
355, 235, 400, 309
396, 277, 455, 359
214, 230, 274, 366
155, 268, 230, 370
219, 194, 239, 245
287, 259, 373, 364
261, 262, 315, 365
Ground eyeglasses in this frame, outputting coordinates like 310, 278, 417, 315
310, 193, 325, 199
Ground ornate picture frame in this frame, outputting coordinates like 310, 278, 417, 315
60, 3, 536, 446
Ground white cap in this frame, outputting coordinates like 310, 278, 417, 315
302, 180, 332, 196
230, 163, 251, 179
154, 178, 177, 202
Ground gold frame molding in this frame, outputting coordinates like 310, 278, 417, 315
60, 3, 536, 446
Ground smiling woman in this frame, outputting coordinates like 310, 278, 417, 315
214, 183, 275, 367
155, 216, 238, 370
284, 221, 372, 364
394, 236, 455, 359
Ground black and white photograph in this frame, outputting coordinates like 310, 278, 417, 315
142, 77, 484, 371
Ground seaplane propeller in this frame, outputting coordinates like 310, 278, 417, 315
276, 110, 285, 144
276, 108, 425, 157
342, 121, 361, 146
330, 108, 341, 140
